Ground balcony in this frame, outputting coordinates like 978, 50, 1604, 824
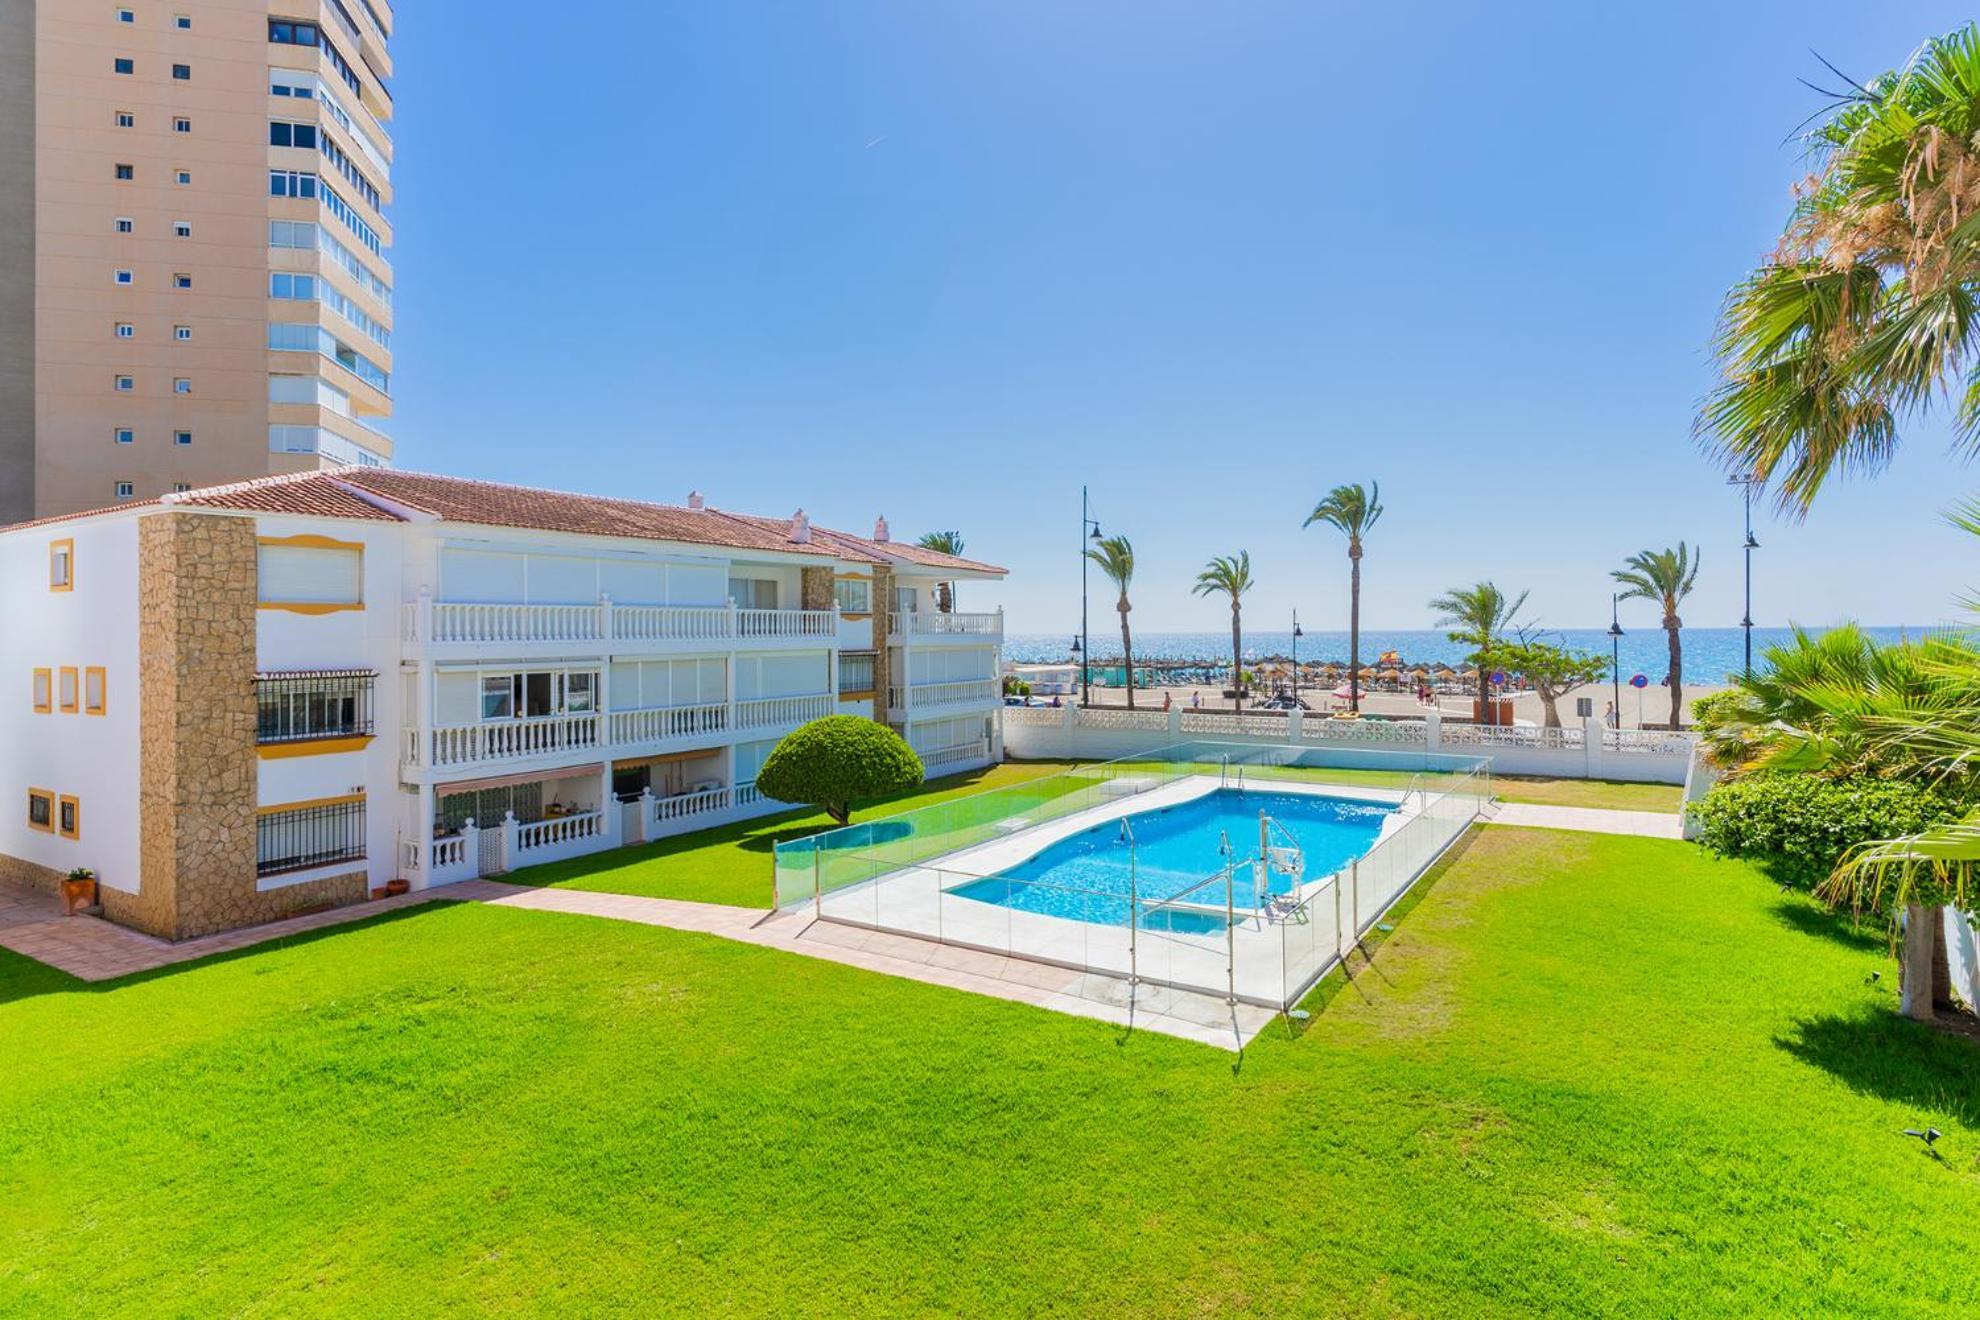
403, 694, 834, 775
401, 596, 837, 654
887, 679, 1002, 716
889, 610, 1003, 643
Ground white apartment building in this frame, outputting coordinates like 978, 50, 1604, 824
0, 468, 1006, 939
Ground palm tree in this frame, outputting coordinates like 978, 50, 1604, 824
916, 530, 964, 612
1428, 581, 1527, 721
1192, 552, 1254, 712
1304, 482, 1383, 715
1083, 535, 1138, 709
1612, 544, 1700, 731
1700, 26, 1980, 512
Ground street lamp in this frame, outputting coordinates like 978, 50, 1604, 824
1607, 594, 1625, 730
1727, 472, 1761, 678
1079, 485, 1102, 705
1291, 612, 1303, 710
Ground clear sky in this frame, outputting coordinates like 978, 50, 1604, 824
387, 2, 1978, 634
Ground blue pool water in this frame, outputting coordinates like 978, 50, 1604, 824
949, 788, 1392, 930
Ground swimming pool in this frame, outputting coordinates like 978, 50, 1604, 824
949, 788, 1393, 929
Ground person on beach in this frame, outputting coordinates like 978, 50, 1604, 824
1191, 691, 1202, 710
1604, 701, 1618, 729
1163, 690, 1173, 712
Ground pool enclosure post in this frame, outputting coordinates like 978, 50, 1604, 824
1225, 859, 1236, 1008
1123, 819, 1139, 995
1257, 811, 1269, 909
1350, 858, 1360, 943
812, 845, 822, 917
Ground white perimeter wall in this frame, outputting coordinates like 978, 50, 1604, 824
0, 515, 142, 892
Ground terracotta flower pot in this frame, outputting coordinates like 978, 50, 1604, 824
60, 877, 97, 916
383, 878, 410, 897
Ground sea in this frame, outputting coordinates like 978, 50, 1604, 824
1005, 626, 1936, 684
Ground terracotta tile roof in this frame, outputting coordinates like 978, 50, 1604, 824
4, 468, 1004, 575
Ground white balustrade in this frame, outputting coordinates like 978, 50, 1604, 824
515, 809, 604, 856
736, 607, 836, 640
734, 693, 834, 730
919, 740, 989, 770
651, 784, 733, 825
888, 679, 1000, 711
429, 601, 604, 644
431, 833, 469, 869
609, 702, 728, 745
907, 611, 1002, 638
403, 596, 840, 647
612, 605, 732, 642
422, 712, 601, 768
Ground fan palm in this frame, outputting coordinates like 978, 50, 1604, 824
1084, 535, 1138, 709
1193, 552, 1254, 712
1700, 25, 1980, 512
1429, 582, 1527, 720
1612, 544, 1701, 730
1304, 482, 1383, 715
916, 531, 964, 612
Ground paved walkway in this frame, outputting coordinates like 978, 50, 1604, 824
1486, 802, 1684, 839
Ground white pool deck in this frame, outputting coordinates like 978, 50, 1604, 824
812, 775, 1434, 1009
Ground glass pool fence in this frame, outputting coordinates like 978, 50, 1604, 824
773, 742, 1492, 1012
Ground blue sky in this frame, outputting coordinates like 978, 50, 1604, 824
387, 2, 1978, 633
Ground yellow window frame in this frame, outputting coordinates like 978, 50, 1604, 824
31, 668, 52, 713
57, 666, 79, 713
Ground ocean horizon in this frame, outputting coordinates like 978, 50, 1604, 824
1005, 625, 1940, 683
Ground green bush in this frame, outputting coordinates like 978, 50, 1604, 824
755, 716, 924, 826
1690, 774, 1959, 890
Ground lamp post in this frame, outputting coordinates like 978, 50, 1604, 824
1079, 486, 1102, 705
1727, 472, 1761, 678
1607, 594, 1625, 731
1291, 612, 1303, 709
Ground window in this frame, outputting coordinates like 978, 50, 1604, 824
114, 322, 134, 339
566, 672, 596, 713
255, 670, 374, 744
174, 430, 191, 446
115, 481, 134, 499
115, 217, 133, 233
839, 651, 877, 695
269, 121, 319, 149
114, 57, 134, 74
171, 63, 189, 80
728, 577, 779, 610
176, 14, 190, 29
174, 221, 190, 238
175, 169, 191, 185
172, 482, 190, 492
58, 796, 80, 841
270, 272, 316, 299
115, 163, 133, 180
49, 540, 73, 591
115, 111, 134, 128
173, 273, 191, 289
895, 585, 921, 615
173, 378, 190, 395
480, 676, 512, 720
173, 116, 190, 133
32, 669, 52, 713
27, 790, 53, 833
115, 428, 133, 445
174, 325, 191, 341
834, 577, 871, 614
114, 375, 133, 392
84, 668, 106, 716
117, 8, 134, 22
257, 537, 361, 610
58, 667, 79, 713
114, 269, 133, 285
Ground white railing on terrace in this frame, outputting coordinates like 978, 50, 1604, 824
734, 693, 834, 730
905, 610, 1003, 638
421, 712, 600, 768
401, 594, 836, 647
888, 679, 1001, 711
609, 702, 727, 745
515, 809, 604, 855
918, 739, 990, 770
430, 833, 470, 870
651, 784, 734, 826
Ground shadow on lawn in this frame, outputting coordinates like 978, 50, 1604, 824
1777, 1008, 1980, 1129
0, 901, 459, 1008
1771, 897, 1889, 955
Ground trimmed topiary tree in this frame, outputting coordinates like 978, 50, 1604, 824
755, 715, 924, 826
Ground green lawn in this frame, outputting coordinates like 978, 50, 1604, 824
516, 759, 1680, 908
2, 827, 1975, 1315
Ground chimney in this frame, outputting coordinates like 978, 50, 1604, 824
791, 508, 811, 544
873, 515, 890, 543
687, 490, 704, 510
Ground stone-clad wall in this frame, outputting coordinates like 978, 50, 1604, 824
0, 855, 64, 897
107, 511, 367, 940
870, 564, 895, 724
800, 565, 834, 612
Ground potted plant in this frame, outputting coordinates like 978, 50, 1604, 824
61, 867, 97, 916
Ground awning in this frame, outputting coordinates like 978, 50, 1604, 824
437, 763, 606, 796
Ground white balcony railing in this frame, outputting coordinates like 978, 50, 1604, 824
401, 595, 837, 648
609, 702, 728, 746
734, 693, 834, 731
515, 809, 605, 856
422, 712, 601, 768
919, 740, 990, 770
904, 610, 1003, 638
888, 679, 1001, 711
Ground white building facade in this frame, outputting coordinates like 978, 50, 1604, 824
0, 469, 1005, 939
